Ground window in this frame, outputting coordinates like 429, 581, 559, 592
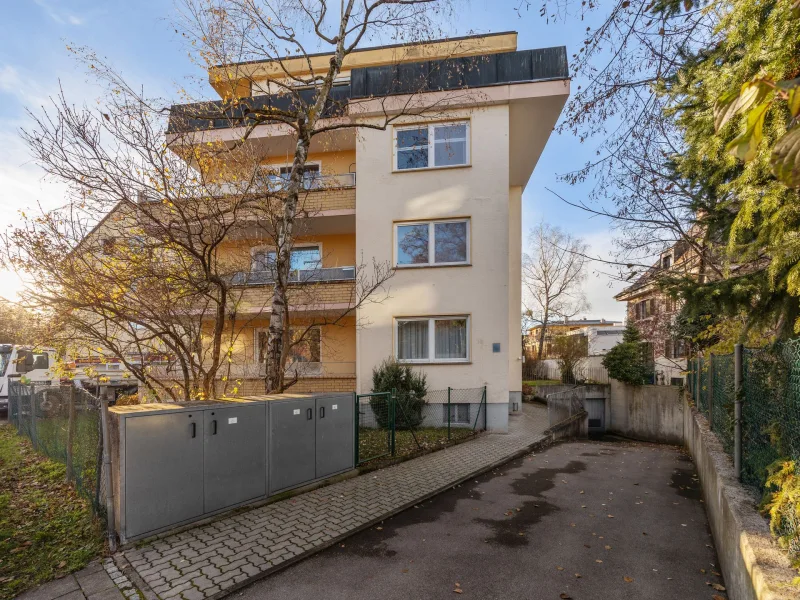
256, 328, 321, 367
673, 339, 687, 359
670, 377, 684, 386
395, 220, 469, 266
394, 121, 469, 171
263, 163, 321, 190
662, 255, 672, 269
15, 350, 49, 373
396, 317, 469, 363
251, 246, 322, 274
443, 403, 470, 424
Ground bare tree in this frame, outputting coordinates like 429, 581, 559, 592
522, 222, 590, 360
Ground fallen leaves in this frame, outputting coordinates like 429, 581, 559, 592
453, 582, 462, 594
559, 594, 572, 599
623, 576, 634, 583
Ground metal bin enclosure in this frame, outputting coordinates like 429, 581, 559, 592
124, 410, 204, 539
203, 403, 267, 513
315, 394, 354, 479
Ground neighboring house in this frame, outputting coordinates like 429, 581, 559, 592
80, 32, 569, 431
571, 325, 626, 357
525, 318, 621, 359
614, 243, 696, 385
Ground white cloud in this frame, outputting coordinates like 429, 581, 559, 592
34, 0, 86, 26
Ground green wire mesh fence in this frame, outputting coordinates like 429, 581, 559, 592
688, 342, 800, 565
356, 386, 487, 465
8, 381, 108, 519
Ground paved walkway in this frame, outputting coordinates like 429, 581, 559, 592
17, 559, 139, 600
123, 404, 551, 600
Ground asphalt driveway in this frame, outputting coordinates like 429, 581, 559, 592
238, 440, 726, 600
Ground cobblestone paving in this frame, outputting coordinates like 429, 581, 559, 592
124, 404, 550, 600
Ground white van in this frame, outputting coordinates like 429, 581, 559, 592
0, 344, 59, 411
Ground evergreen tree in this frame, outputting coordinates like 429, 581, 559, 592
602, 323, 654, 385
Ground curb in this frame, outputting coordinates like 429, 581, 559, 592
200, 431, 559, 600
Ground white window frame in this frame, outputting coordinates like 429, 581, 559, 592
393, 121, 470, 171
394, 219, 470, 267
394, 316, 470, 364
250, 243, 323, 273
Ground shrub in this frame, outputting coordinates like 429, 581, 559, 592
370, 359, 427, 429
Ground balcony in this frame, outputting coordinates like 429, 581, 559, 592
230, 266, 356, 286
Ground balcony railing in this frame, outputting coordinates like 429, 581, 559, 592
168, 47, 569, 133
231, 266, 356, 286
266, 172, 356, 191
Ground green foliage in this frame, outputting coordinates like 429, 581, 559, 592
602, 323, 654, 385
370, 358, 428, 429
761, 459, 800, 571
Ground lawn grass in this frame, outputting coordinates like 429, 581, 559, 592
0, 423, 103, 600
358, 426, 478, 465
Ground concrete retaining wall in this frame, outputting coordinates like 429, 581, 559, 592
608, 381, 683, 444
682, 396, 797, 600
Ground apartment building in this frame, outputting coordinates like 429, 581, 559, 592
110, 32, 569, 430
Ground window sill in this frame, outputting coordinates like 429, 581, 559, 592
395, 263, 472, 269
396, 361, 472, 365
392, 163, 472, 174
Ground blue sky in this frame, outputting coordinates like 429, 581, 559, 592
0, 0, 626, 320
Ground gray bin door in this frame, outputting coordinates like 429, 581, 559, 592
269, 398, 315, 493
315, 395, 354, 479
204, 404, 267, 513
125, 411, 204, 538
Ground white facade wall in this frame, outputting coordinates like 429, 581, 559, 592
587, 326, 625, 355
355, 105, 513, 431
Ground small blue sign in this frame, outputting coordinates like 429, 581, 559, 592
492, 343, 501, 353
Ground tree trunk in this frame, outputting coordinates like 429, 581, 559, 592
265, 122, 311, 393
537, 306, 549, 361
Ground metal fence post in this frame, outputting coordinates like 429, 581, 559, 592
390, 388, 396, 456
30, 383, 38, 451
697, 354, 702, 407
99, 396, 117, 552
353, 392, 359, 467
708, 353, 715, 428
66, 386, 76, 483
734, 343, 743, 480
447, 386, 451, 440
483, 386, 488, 431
